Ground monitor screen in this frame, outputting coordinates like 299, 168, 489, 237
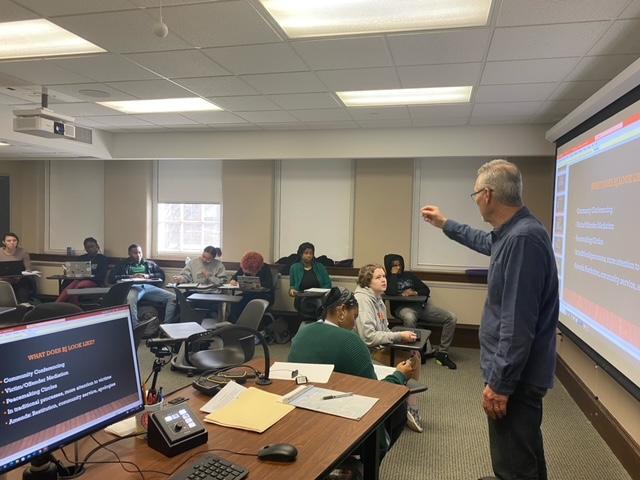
553, 94, 640, 399
0, 305, 144, 473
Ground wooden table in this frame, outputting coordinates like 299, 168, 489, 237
187, 292, 243, 322
46, 274, 95, 294
4, 360, 408, 480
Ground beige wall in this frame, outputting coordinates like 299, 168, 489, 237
221, 160, 274, 262
103, 160, 153, 257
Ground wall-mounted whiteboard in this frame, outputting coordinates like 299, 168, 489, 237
47, 160, 104, 252
412, 157, 491, 272
275, 159, 354, 261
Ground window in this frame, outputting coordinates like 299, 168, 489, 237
157, 203, 221, 254
154, 160, 223, 256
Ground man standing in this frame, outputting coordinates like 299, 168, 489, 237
421, 159, 558, 480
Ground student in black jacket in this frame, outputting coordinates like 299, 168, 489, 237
384, 253, 458, 369
56, 237, 108, 303
108, 244, 177, 326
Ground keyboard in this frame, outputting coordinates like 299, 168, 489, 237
168, 453, 248, 480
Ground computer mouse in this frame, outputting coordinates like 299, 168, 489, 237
257, 443, 298, 462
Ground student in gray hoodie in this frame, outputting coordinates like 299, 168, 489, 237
174, 246, 226, 286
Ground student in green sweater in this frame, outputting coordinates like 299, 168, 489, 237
288, 287, 415, 456
288, 242, 332, 320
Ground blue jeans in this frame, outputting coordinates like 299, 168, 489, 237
127, 285, 177, 325
487, 383, 548, 480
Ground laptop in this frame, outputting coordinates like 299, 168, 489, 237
0, 261, 25, 277
237, 275, 262, 291
65, 261, 92, 278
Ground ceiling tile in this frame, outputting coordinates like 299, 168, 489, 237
178, 77, 257, 97
620, 0, 640, 18
126, 50, 229, 79
269, 93, 340, 110
242, 72, 326, 94
46, 102, 122, 116
470, 115, 532, 125
547, 80, 608, 101
357, 119, 413, 128
14, 0, 135, 16
475, 83, 557, 103
413, 117, 469, 127
482, 58, 580, 84
52, 54, 158, 82
105, 79, 192, 98
588, 19, 640, 55
0, 91, 31, 105
293, 36, 393, 70
179, 111, 248, 124
0, 59, 94, 85
0, 0, 39, 21
301, 121, 359, 130
260, 123, 308, 130
472, 101, 542, 117
161, 1, 281, 48
538, 99, 584, 116
52, 10, 192, 53
289, 109, 352, 122
44, 83, 138, 102
488, 22, 609, 61
388, 29, 491, 65
496, 0, 628, 26
135, 113, 198, 125
408, 104, 473, 119
236, 110, 298, 123
210, 95, 280, 112
348, 106, 410, 120
398, 63, 482, 88
203, 44, 306, 75
316, 67, 399, 91
82, 115, 154, 126
565, 54, 638, 81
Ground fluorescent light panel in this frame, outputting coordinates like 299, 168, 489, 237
0, 19, 104, 60
259, 0, 492, 38
337, 86, 472, 107
98, 98, 222, 114
0, 142, 10, 146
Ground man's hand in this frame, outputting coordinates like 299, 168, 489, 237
421, 205, 447, 229
401, 289, 418, 297
396, 358, 416, 378
400, 331, 417, 343
230, 279, 239, 287
289, 288, 297, 297
482, 385, 509, 420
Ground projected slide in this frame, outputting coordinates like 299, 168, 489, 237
554, 107, 640, 394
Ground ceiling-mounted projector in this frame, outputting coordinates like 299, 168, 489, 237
12, 107, 92, 144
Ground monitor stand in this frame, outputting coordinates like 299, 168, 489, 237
22, 453, 85, 480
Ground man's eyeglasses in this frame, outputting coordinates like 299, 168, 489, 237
470, 187, 491, 199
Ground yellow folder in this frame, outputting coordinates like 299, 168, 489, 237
204, 387, 294, 433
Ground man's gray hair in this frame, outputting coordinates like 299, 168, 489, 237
477, 159, 523, 207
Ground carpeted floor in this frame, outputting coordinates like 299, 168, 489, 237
137, 343, 632, 480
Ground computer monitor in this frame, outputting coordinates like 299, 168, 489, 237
0, 305, 144, 474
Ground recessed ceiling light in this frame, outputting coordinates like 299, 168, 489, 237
0, 19, 105, 60
337, 86, 473, 107
0, 141, 10, 146
97, 97, 222, 114
259, 0, 492, 38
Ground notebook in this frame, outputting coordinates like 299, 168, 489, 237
65, 261, 92, 278
0, 261, 25, 277
237, 275, 262, 291
282, 385, 378, 421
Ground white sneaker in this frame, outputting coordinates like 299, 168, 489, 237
406, 407, 424, 433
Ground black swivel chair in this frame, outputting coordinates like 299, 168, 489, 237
23, 303, 83, 322
179, 299, 269, 373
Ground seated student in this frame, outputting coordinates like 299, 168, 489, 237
288, 242, 332, 319
229, 251, 274, 321
108, 244, 177, 326
353, 263, 425, 432
0, 232, 35, 303
384, 253, 458, 370
173, 245, 226, 286
56, 237, 109, 304
288, 287, 415, 457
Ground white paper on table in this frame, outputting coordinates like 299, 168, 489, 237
21, 270, 41, 277
200, 381, 247, 414
373, 364, 396, 381
269, 362, 334, 383
304, 288, 331, 293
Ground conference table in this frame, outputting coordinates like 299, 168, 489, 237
4, 359, 408, 480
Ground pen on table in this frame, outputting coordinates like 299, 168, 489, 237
157, 387, 163, 403
322, 392, 353, 400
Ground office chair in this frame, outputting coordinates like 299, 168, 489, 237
170, 287, 217, 328
0, 280, 18, 307
101, 282, 134, 307
181, 299, 269, 372
133, 316, 161, 350
23, 302, 82, 322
